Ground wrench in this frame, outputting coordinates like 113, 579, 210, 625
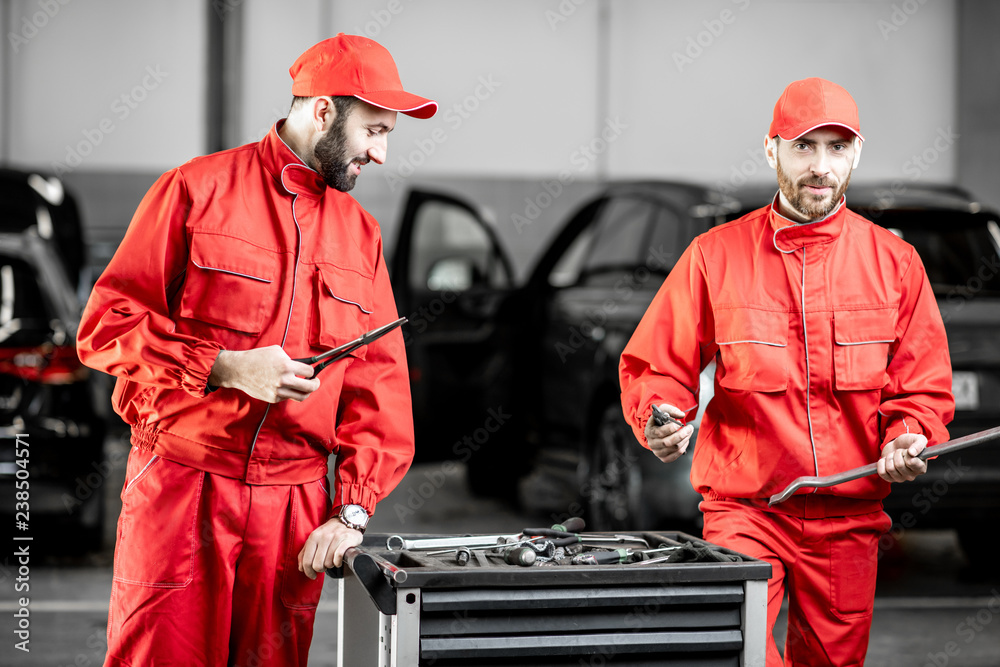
386, 534, 518, 551
768, 425, 1000, 506
387, 518, 589, 551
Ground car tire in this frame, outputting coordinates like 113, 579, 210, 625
581, 403, 648, 531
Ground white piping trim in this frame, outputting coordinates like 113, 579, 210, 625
354, 94, 437, 115
771, 197, 846, 254
191, 260, 272, 283
835, 339, 894, 346
124, 455, 160, 495
777, 122, 864, 143
325, 287, 374, 314
249, 166, 304, 464
274, 122, 311, 169
718, 339, 786, 347
800, 247, 820, 482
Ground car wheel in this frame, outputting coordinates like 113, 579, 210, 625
581, 403, 647, 531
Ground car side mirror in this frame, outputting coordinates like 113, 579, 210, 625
426, 257, 482, 291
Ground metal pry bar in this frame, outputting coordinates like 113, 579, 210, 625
768, 425, 1000, 506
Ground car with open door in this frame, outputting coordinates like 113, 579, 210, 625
391, 182, 737, 530
0, 169, 107, 553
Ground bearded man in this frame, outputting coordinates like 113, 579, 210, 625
77, 35, 435, 667
619, 77, 954, 666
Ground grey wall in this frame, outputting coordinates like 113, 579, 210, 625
957, 0, 1000, 214
0, 0, 996, 276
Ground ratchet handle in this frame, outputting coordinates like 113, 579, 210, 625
551, 517, 586, 533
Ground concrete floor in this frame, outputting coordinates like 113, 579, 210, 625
4, 431, 999, 666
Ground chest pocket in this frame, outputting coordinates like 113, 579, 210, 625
178, 233, 279, 335
716, 308, 789, 392
833, 308, 897, 391
309, 265, 373, 360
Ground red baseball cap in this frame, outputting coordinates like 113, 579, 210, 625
768, 78, 863, 142
289, 34, 437, 119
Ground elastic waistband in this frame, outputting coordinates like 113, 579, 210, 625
702, 489, 883, 519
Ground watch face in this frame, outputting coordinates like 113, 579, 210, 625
343, 505, 367, 525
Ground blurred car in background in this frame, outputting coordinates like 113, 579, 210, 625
0, 168, 107, 552
728, 183, 1000, 562
391, 182, 737, 530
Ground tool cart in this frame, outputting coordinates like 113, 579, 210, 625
332, 529, 770, 666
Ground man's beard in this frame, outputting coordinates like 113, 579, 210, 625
776, 157, 851, 221
313, 119, 368, 192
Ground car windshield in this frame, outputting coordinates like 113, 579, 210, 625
862, 210, 1000, 298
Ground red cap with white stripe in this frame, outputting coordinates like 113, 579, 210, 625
290, 34, 437, 119
769, 78, 863, 142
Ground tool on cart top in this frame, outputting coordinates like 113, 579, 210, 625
385, 522, 650, 552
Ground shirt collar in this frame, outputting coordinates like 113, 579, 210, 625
769, 192, 848, 252
258, 120, 327, 199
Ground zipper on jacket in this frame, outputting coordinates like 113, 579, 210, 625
800, 247, 820, 481
248, 166, 304, 462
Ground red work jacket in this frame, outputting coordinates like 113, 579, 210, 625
77, 123, 414, 514
620, 197, 954, 505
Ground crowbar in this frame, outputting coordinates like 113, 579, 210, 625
768, 425, 1000, 506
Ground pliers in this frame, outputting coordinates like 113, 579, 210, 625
293, 317, 407, 376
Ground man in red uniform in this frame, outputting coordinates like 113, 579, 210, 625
77, 35, 436, 667
619, 78, 953, 666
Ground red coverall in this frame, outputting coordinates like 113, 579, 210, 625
620, 196, 954, 666
77, 123, 414, 666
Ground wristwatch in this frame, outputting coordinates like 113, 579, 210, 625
335, 504, 369, 533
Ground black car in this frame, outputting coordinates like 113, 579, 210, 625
727, 182, 1000, 562
391, 182, 737, 530
0, 169, 107, 552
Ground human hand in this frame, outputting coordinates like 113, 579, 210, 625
208, 346, 320, 403
877, 433, 928, 483
645, 403, 694, 463
298, 518, 364, 578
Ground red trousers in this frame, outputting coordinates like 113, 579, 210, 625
701, 496, 891, 667
104, 448, 330, 667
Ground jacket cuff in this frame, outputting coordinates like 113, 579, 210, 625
882, 416, 926, 447
181, 341, 223, 398
332, 483, 379, 517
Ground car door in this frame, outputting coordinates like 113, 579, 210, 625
520, 188, 718, 528
390, 190, 515, 463
535, 194, 690, 445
